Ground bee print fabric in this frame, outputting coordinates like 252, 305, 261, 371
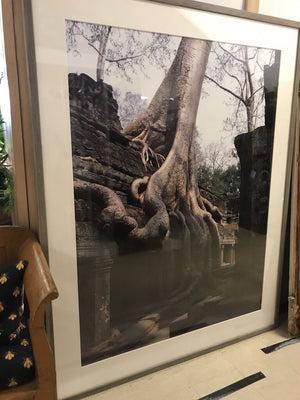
0, 315, 35, 389
0, 261, 27, 344
0, 261, 35, 389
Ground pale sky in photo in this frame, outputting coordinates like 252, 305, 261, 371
66, 22, 275, 167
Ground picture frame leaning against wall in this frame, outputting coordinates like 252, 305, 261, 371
11, 0, 300, 398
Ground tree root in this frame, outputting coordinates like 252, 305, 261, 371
74, 180, 137, 237
131, 176, 149, 205
74, 179, 169, 246
133, 138, 165, 169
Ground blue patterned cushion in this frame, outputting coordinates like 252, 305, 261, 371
0, 261, 35, 389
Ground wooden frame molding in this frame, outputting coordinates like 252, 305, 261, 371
245, 0, 260, 13
1, 0, 46, 238
289, 80, 300, 335
1, 0, 29, 227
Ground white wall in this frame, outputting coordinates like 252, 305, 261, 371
193, 0, 300, 22
259, 0, 300, 21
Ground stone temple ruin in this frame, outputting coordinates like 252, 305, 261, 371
217, 55, 280, 269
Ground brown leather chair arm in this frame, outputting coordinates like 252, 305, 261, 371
20, 237, 58, 400
20, 237, 58, 326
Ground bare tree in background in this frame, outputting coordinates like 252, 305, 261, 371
66, 20, 177, 81
113, 90, 148, 129
205, 43, 275, 133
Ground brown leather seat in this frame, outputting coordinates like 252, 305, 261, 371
0, 226, 58, 400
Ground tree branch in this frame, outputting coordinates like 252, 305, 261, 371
222, 65, 244, 94
88, 42, 103, 56
211, 49, 244, 93
88, 42, 153, 64
217, 43, 247, 65
235, 99, 243, 119
245, 47, 254, 97
204, 74, 247, 105
249, 85, 264, 100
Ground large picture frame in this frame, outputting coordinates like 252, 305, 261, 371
25, 0, 299, 398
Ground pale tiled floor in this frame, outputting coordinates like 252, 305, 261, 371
82, 318, 300, 400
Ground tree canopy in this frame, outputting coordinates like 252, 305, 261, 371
66, 20, 178, 81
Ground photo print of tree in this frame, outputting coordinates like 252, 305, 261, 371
65, 20, 280, 365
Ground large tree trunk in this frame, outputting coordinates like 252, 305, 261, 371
96, 38, 220, 257
126, 38, 220, 246
122, 37, 208, 157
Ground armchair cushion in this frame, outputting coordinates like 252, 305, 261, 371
0, 260, 36, 390
0, 315, 35, 389
0, 261, 27, 344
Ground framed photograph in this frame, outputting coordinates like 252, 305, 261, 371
27, 0, 298, 398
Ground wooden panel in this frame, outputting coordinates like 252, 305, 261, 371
0, 246, 7, 263
289, 85, 300, 335
12, 0, 39, 232
245, 0, 259, 13
1, 0, 42, 234
1, 0, 29, 227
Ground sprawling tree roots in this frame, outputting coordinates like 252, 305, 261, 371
74, 164, 220, 249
